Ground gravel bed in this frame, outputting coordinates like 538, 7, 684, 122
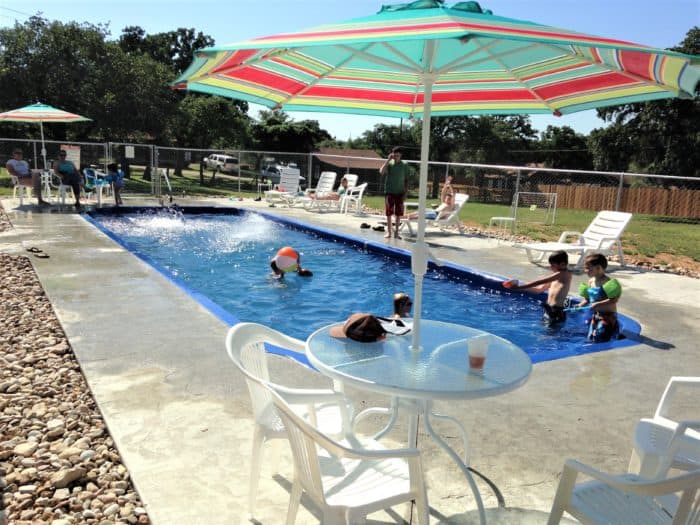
0, 205, 150, 524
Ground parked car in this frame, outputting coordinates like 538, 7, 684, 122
260, 163, 305, 186
204, 154, 240, 174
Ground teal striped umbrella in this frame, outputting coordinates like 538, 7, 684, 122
175, 0, 700, 400
0, 102, 91, 169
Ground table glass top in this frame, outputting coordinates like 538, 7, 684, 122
307, 319, 532, 400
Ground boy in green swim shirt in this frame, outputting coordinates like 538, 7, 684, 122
578, 253, 622, 342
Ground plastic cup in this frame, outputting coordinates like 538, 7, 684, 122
468, 335, 490, 373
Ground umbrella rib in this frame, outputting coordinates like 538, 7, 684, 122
473, 37, 559, 113
272, 43, 377, 108
337, 44, 421, 73
439, 41, 540, 73
435, 39, 501, 74
540, 42, 683, 96
380, 42, 422, 71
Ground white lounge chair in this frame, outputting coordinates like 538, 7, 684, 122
547, 459, 700, 525
226, 322, 390, 519
265, 170, 302, 206
268, 385, 430, 525
630, 377, 700, 479
298, 171, 337, 210
517, 210, 632, 268
401, 193, 469, 237
339, 182, 368, 215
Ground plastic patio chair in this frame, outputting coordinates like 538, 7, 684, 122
225, 322, 358, 518
629, 376, 700, 479
400, 193, 469, 236
11, 175, 31, 205
268, 385, 430, 525
265, 170, 303, 206
83, 168, 111, 204
339, 182, 368, 215
547, 459, 700, 525
516, 210, 632, 268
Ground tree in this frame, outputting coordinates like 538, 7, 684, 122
538, 125, 593, 170
0, 16, 178, 143
251, 109, 332, 153
119, 26, 215, 75
592, 27, 700, 178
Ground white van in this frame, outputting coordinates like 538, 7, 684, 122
204, 154, 239, 173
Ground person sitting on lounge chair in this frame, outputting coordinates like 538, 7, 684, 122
308, 176, 349, 201
405, 192, 455, 220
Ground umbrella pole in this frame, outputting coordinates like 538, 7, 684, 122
410, 76, 433, 352
39, 121, 47, 171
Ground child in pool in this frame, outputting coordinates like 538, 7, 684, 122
105, 162, 125, 206
578, 253, 622, 342
270, 246, 313, 279
503, 250, 572, 324
393, 292, 412, 318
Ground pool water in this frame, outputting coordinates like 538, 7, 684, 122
90, 208, 639, 363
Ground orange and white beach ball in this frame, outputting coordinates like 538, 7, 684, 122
273, 246, 300, 273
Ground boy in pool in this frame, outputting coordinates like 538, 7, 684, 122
578, 253, 622, 342
270, 246, 313, 279
503, 250, 572, 324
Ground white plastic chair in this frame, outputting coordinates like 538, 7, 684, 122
547, 459, 700, 525
265, 170, 303, 206
517, 210, 632, 268
339, 182, 368, 215
268, 385, 430, 525
11, 175, 31, 205
225, 323, 355, 518
630, 377, 700, 479
83, 168, 111, 205
401, 193, 469, 236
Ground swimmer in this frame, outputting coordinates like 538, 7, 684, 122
578, 253, 622, 342
270, 246, 313, 279
503, 250, 572, 325
393, 292, 412, 318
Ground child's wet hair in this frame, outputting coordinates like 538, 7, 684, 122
548, 250, 568, 266
584, 253, 608, 269
393, 292, 412, 313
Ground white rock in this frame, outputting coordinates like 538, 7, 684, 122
13, 441, 38, 457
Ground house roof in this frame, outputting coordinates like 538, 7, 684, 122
316, 148, 383, 170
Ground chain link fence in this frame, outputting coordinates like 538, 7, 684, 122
2, 137, 698, 220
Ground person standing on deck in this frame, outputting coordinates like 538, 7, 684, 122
379, 146, 409, 240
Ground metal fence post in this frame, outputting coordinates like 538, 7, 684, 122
307, 152, 313, 188
514, 169, 521, 198
615, 174, 624, 211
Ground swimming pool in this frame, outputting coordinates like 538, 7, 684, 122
87, 207, 640, 363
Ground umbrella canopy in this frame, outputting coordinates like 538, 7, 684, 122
0, 102, 91, 169
175, 0, 700, 354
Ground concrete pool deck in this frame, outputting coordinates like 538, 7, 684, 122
2, 196, 698, 524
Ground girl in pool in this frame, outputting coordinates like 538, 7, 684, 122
393, 292, 412, 318
270, 246, 313, 279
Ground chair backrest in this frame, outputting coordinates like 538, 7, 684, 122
351, 182, 368, 198
438, 193, 469, 222
342, 174, 359, 190
268, 385, 340, 506
83, 168, 97, 189
277, 170, 301, 193
225, 323, 310, 427
315, 171, 337, 193
582, 211, 632, 247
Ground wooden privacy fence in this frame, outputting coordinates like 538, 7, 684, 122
537, 184, 700, 219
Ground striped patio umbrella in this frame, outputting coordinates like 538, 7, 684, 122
0, 102, 91, 170
175, 0, 700, 374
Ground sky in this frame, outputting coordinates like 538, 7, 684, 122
1, 0, 698, 140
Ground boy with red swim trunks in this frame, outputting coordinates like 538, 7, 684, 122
379, 146, 409, 239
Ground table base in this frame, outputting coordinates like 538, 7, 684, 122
355, 397, 502, 525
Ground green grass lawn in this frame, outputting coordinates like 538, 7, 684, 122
2, 169, 698, 264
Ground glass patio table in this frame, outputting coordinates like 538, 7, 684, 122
306, 319, 532, 525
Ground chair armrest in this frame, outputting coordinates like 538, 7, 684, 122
592, 236, 622, 249
656, 377, 700, 418
557, 231, 581, 243
563, 458, 700, 496
273, 385, 345, 405
328, 440, 421, 461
